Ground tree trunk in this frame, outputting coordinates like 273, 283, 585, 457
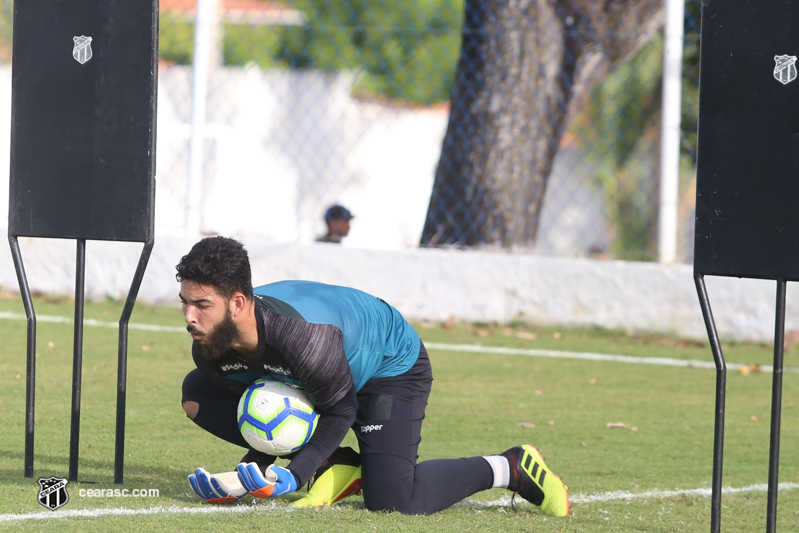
421, 0, 664, 248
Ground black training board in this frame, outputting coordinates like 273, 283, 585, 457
8, 0, 158, 242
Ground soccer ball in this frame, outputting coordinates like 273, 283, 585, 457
237, 379, 319, 456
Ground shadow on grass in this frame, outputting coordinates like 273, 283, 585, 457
0, 448, 195, 497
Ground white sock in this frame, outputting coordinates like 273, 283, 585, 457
483, 455, 510, 488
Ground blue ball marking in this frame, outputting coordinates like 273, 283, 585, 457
237, 380, 266, 432
240, 390, 318, 447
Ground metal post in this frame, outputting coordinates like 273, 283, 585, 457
9, 236, 37, 477
186, 0, 222, 236
114, 238, 154, 484
694, 273, 726, 533
766, 279, 786, 532
658, 0, 685, 263
69, 239, 87, 482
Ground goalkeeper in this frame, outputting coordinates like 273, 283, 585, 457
178, 236, 570, 515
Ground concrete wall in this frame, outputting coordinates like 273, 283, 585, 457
0, 63, 626, 258
1, 236, 795, 342
153, 66, 450, 247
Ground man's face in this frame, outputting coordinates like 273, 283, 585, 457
329, 218, 351, 237
179, 281, 239, 359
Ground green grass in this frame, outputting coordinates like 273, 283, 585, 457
0, 294, 798, 531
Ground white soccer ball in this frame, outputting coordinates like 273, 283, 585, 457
237, 379, 319, 456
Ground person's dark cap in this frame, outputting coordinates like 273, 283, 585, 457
324, 204, 354, 221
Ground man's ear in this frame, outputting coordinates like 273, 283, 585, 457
230, 292, 248, 318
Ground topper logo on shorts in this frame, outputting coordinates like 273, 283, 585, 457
360, 424, 383, 433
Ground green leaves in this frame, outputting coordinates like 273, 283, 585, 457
159, 1, 464, 105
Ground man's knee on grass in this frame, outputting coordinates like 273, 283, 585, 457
183, 400, 199, 419
362, 472, 423, 515
363, 494, 431, 515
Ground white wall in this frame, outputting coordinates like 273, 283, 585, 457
0, 236, 796, 342
0, 62, 619, 255
155, 65, 448, 248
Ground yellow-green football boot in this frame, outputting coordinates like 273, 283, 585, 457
291, 447, 362, 508
501, 445, 570, 516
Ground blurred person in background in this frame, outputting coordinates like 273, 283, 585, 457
317, 204, 354, 243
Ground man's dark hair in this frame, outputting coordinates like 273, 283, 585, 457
175, 236, 253, 300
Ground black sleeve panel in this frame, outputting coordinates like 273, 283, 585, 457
262, 309, 355, 411
285, 386, 357, 486
258, 307, 359, 485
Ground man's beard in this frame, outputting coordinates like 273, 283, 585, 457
190, 308, 240, 362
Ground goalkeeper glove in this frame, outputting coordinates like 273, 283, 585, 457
188, 468, 247, 504
236, 462, 298, 498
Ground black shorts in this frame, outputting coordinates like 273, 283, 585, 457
353, 343, 433, 460
352, 345, 492, 514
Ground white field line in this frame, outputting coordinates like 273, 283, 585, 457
425, 342, 799, 374
465, 481, 799, 508
0, 311, 186, 333
566, 482, 799, 504
1, 482, 798, 522
0, 310, 795, 373
0, 501, 279, 523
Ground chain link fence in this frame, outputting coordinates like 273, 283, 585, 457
0, 0, 702, 262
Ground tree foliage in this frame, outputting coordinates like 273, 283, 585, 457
159, 0, 464, 105
569, 0, 702, 259
572, 38, 663, 259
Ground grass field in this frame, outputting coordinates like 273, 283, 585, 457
0, 294, 798, 531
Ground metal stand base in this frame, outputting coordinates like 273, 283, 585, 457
9, 236, 153, 483
695, 273, 785, 532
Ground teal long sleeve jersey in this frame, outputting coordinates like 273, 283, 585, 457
191, 280, 421, 485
